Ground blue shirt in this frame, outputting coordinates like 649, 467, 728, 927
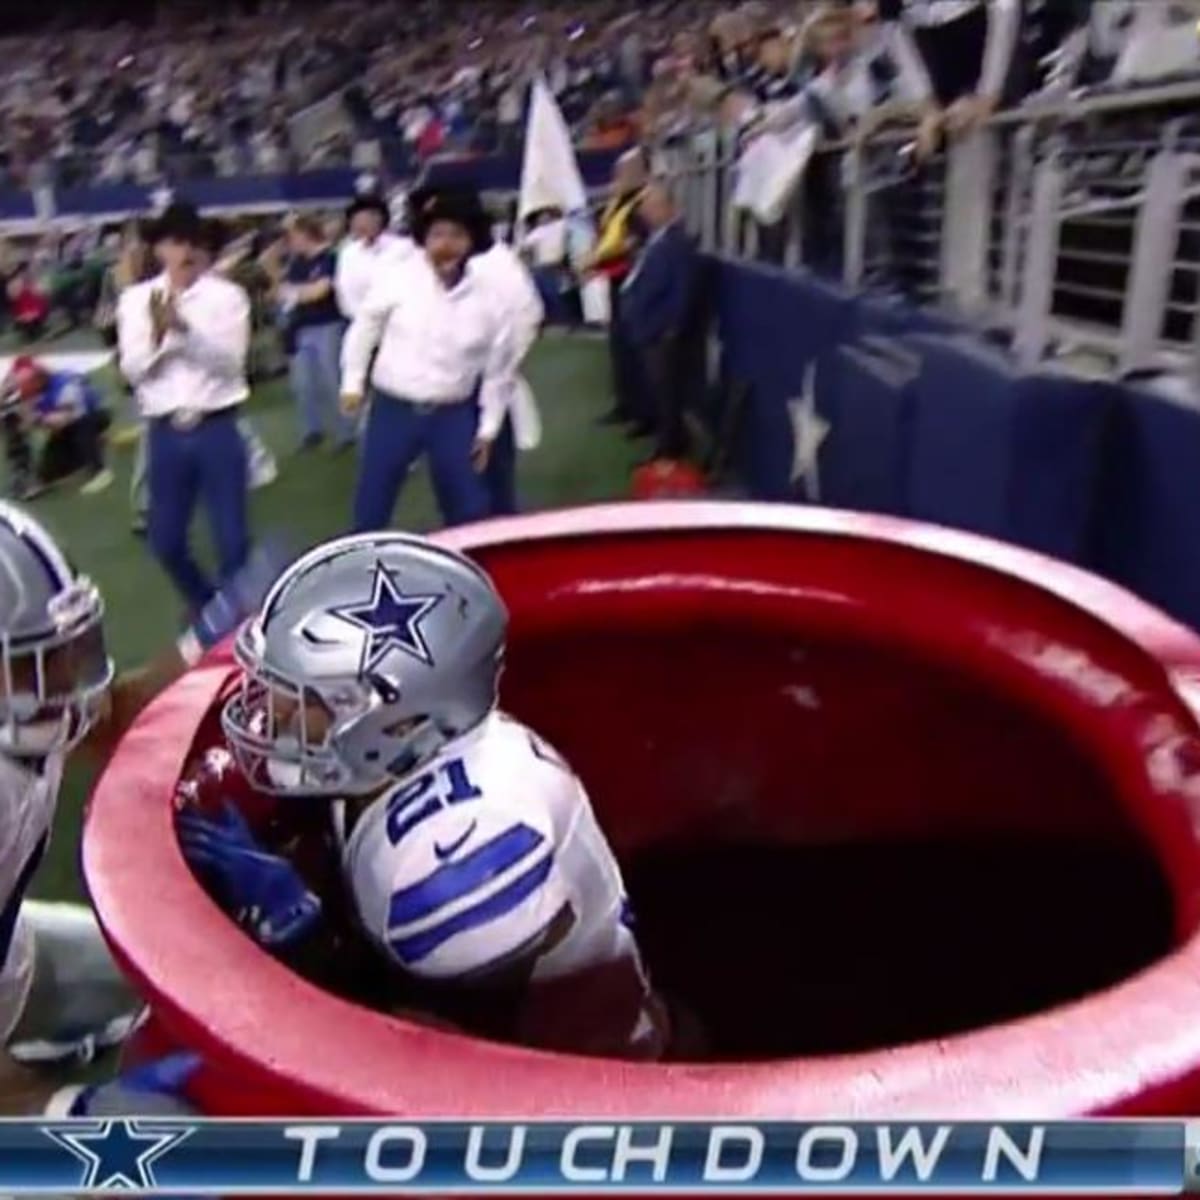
34, 372, 100, 420
285, 248, 342, 331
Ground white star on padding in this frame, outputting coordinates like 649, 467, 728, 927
788, 363, 830, 501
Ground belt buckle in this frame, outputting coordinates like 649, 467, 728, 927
171, 408, 201, 432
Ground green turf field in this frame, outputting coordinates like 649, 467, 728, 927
16, 332, 635, 903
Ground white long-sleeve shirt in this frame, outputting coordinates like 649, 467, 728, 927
340, 251, 517, 442
470, 242, 544, 361
470, 242, 546, 451
334, 232, 415, 320
117, 272, 250, 419
521, 218, 568, 268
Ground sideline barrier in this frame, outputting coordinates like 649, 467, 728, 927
713, 260, 855, 500
682, 80, 1200, 630
712, 255, 1200, 628
904, 334, 1112, 564
1093, 380, 1200, 629
87, 504, 1200, 1127
815, 336, 919, 516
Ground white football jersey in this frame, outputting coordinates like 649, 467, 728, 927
342, 713, 643, 986
0, 752, 61, 1039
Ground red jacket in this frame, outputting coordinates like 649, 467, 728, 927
10, 284, 49, 325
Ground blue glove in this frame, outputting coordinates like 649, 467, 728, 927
177, 800, 321, 948
51, 1051, 201, 1117
184, 534, 294, 660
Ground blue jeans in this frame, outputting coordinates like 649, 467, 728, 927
484, 414, 518, 516
147, 409, 249, 611
352, 390, 490, 532
532, 266, 569, 325
289, 322, 353, 444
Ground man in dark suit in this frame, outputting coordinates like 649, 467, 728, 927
586, 147, 650, 430
619, 184, 699, 463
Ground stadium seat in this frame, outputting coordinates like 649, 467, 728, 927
815, 336, 920, 516
1092, 380, 1200, 630
904, 334, 1114, 562
713, 259, 856, 501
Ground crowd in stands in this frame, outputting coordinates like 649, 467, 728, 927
0, 1, 1196, 193
0, 0, 715, 188
0, 1, 1193, 348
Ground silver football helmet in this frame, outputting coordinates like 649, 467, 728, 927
222, 532, 507, 797
0, 503, 114, 757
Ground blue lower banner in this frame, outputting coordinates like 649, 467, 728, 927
2, 1119, 1199, 1193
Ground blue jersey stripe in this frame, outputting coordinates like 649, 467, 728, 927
388, 822, 545, 927
389, 853, 555, 965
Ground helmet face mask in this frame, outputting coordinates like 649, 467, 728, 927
222, 635, 405, 797
0, 577, 113, 757
221, 534, 507, 798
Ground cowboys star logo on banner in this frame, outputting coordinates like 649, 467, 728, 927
42, 1118, 194, 1190
788, 362, 830, 501
330, 562, 443, 671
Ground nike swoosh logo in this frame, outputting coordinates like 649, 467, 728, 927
434, 820, 477, 861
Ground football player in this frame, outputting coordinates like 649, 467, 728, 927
0, 501, 286, 1114
179, 532, 670, 1059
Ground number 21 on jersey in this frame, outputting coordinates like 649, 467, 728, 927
385, 759, 482, 845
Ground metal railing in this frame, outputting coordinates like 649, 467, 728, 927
662, 79, 1200, 387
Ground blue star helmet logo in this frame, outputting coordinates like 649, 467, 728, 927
329, 561, 444, 673
43, 1118, 194, 1190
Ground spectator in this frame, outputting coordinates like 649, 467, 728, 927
582, 92, 640, 149
746, 27, 803, 103
497, 77, 525, 154
335, 192, 413, 321
416, 108, 447, 160
879, 0, 1021, 133
282, 213, 354, 452
97, 223, 159, 533
8, 355, 114, 495
619, 183, 699, 463
340, 185, 512, 531
117, 201, 253, 614
796, 2, 937, 155
520, 206, 576, 325
587, 145, 651, 431
7, 268, 50, 343
710, 10, 758, 83
0, 0, 764, 184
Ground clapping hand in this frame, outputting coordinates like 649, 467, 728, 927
149, 290, 170, 347
150, 291, 187, 347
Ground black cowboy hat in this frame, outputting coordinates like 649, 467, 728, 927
202, 217, 230, 257
408, 185, 493, 255
144, 201, 206, 247
346, 191, 391, 227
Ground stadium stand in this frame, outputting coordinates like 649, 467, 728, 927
0, 0, 1198, 643
659, 1, 1200, 631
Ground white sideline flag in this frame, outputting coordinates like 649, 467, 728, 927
518, 75, 610, 325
